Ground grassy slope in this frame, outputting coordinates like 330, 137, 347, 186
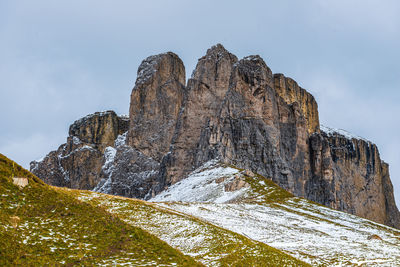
72, 190, 309, 267
0, 153, 201, 266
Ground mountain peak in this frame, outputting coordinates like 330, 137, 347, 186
135, 52, 185, 88
206, 43, 228, 55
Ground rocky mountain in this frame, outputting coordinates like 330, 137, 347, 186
30, 44, 400, 229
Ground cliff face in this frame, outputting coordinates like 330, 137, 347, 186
308, 127, 400, 227
69, 111, 129, 152
274, 74, 320, 134
178, 54, 311, 198
31, 111, 128, 190
160, 44, 238, 187
30, 44, 400, 229
128, 52, 186, 162
30, 110, 160, 199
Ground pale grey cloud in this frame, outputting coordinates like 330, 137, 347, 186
1, 0, 399, 205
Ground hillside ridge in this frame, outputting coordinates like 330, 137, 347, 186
0, 153, 201, 266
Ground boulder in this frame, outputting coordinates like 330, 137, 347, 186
12, 177, 28, 188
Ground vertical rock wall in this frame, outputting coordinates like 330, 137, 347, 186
308, 130, 400, 227
274, 74, 320, 134
128, 52, 186, 162
160, 44, 238, 187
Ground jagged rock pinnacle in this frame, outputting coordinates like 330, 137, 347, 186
128, 52, 186, 162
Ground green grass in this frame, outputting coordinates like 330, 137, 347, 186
224, 163, 293, 204
244, 173, 293, 203
0, 153, 201, 266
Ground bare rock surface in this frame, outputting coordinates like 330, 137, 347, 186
308, 128, 400, 228
93, 132, 160, 199
31, 44, 400, 229
69, 111, 129, 152
31, 111, 130, 190
127, 52, 186, 162
274, 73, 320, 134
160, 44, 238, 187
12, 177, 29, 188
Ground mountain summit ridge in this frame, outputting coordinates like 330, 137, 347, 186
30, 44, 400, 229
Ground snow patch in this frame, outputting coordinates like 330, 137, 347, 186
115, 132, 128, 148
103, 147, 117, 172
57, 153, 70, 182
59, 145, 95, 160
119, 114, 129, 120
72, 136, 81, 145
151, 160, 248, 203
35, 157, 45, 163
135, 54, 166, 86
162, 201, 400, 266
93, 146, 116, 194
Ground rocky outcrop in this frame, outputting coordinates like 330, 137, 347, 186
160, 44, 238, 187
308, 127, 400, 228
31, 44, 400, 229
274, 73, 320, 134
160, 53, 312, 199
127, 52, 186, 162
93, 133, 160, 199
31, 111, 129, 190
224, 175, 249, 192
69, 111, 129, 153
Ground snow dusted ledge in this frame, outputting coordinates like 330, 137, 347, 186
320, 125, 370, 143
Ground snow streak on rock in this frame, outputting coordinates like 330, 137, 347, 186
93, 133, 125, 194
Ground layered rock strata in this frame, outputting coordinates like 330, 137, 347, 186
31, 44, 400, 229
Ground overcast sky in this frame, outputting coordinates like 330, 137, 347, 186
1, 0, 399, 205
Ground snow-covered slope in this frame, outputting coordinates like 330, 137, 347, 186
152, 160, 250, 203
151, 161, 400, 266
75, 190, 307, 266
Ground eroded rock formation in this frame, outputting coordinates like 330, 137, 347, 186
31, 111, 127, 189
30, 44, 400, 229
161, 44, 238, 186
308, 127, 400, 227
128, 52, 186, 162
274, 73, 320, 134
